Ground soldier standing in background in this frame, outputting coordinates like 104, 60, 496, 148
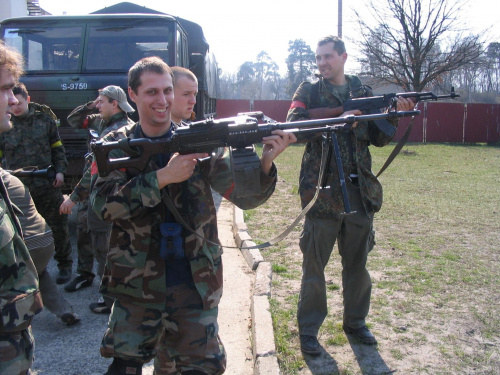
1, 169, 80, 326
60, 85, 135, 315
0, 82, 73, 285
0, 40, 43, 375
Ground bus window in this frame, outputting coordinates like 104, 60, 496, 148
3, 27, 83, 72
86, 24, 173, 71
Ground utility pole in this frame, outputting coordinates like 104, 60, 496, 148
338, 0, 342, 38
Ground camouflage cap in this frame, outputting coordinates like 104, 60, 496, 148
99, 85, 135, 113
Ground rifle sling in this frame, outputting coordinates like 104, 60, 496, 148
242, 136, 329, 249
376, 115, 416, 178
160, 138, 330, 251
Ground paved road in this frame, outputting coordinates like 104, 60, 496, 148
31, 193, 254, 375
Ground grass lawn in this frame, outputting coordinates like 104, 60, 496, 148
245, 142, 500, 374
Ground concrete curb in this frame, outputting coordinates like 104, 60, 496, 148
232, 205, 280, 375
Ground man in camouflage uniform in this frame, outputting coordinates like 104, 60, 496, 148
1, 169, 80, 326
90, 57, 296, 375
0, 41, 43, 375
60, 86, 134, 315
287, 36, 413, 354
0, 83, 73, 284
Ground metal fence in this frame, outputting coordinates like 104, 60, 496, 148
216, 100, 500, 143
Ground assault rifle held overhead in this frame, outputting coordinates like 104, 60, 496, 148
307, 88, 460, 137
91, 110, 420, 178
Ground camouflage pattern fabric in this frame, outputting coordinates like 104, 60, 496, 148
30, 187, 72, 270
101, 284, 226, 374
90, 230, 111, 279
0, 170, 73, 319
72, 198, 111, 280
74, 201, 94, 278
287, 75, 397, 218
90, 121, 277, 371
0, 102, 68, 190
67, 103, 135, 206
0, 102, 72, 269
67, 104, 134, 279
91, 122, 277, 309
0, 174, 42, 374
30, 102, 57, 121
0, 328, 35, 374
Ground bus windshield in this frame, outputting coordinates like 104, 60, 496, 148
2, 21, 173, 73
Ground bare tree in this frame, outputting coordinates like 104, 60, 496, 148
219, 71, 238, 99
354, 0, 485, 92
485, 42, 500, 94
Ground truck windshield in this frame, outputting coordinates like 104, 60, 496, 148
4, 26, 82, 72
85, 24, 171, 71
2, 22, 173, 73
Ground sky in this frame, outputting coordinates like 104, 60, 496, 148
37, 0, 499, 75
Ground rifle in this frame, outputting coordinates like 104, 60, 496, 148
308, 88, 460, 137
91, 110, 420, 248
91, 110, 420, 184
7, 165, 56, 183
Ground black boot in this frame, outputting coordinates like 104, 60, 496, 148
182, 371, 206, 374
104, 357, 143, 375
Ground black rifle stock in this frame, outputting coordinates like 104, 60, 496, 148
7, 165, 56, 182
91, 110, 421, 177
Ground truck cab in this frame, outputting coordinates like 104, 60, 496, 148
1, 3, 218, 190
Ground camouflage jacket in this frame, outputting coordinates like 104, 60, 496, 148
0, 103, 68, 191
90, 122, 278, 309
67, 103, 134, 203
287, 75, 397, 218
0, 170, 52, 252
0, 171, 43, 332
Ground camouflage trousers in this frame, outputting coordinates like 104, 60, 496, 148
30, 187, 72, 270
0, 327, 34, 375
101, 283, 226, 374
75, 201, 109, 279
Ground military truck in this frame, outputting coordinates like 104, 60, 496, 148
0, 2, 219, 190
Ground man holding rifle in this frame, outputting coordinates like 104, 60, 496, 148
90, 57, 296, 375
287, 35, 414, 354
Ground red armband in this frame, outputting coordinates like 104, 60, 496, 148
223, 183, 235, 200
82, 118, 89, 129
91, 160, 98, 176
290, 100, 307, 110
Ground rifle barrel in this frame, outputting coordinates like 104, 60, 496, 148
276, 110, 420, 130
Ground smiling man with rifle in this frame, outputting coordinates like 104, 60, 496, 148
286, 35, 415, 355
90, 57, 296, 375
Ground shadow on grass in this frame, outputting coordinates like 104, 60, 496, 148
302, 346, 339, 375
347, 335, 394, 375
